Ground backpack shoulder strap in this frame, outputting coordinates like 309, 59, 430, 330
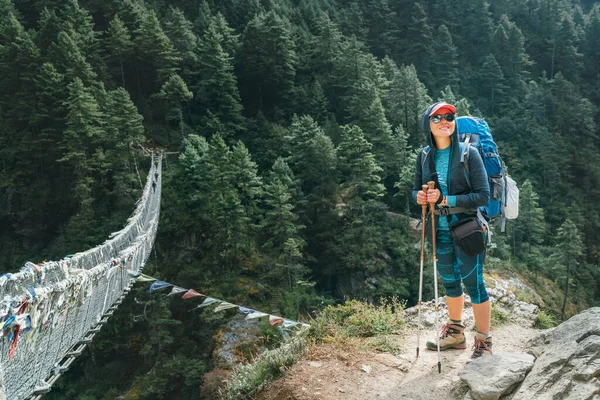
421, 146, 430, 173
459, 142, 473, 191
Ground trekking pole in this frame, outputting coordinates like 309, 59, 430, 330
416, 184, 428, 359
427, 181, 442, 374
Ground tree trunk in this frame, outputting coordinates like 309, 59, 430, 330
561, 262, 570, 317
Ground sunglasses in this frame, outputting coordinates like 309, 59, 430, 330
430, 114, 455, 124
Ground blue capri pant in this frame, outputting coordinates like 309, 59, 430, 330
433, 229, 489, 304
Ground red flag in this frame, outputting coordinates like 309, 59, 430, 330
9, 325, 20, 360
182, 289, 204, 299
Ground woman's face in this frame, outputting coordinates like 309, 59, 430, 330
429, 113, 455, 139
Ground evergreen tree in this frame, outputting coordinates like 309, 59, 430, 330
205, 134, 250, 270
583, 5, 600, 86
553, 219, 584, 317
163, 6, 199, 81
155, 74, 193, 141
511, 179, 546, 261
337, 124, 385, 201
477, 54, 507, 115
59, 77, 103, 172
551, 13, 583, 82
194, 21, 244, 137
207, 12, 240, 58
50, 31, 97, 86
260, 159, 307, 312
493, 15, 531, 98
382, 61, 430, 144
431, 24, 459, 95
105, 15, 133, 88
238, 11, 297, 119
364, 0, 397, 59
337, 2, 368, 41
451, 0, 493, 61
134, 9, 181, 87
230, 140, 263, 222
404, 2, 433, 87
194, 0, 213, 36
0, 12, 40, 124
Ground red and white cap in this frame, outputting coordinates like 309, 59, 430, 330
429, 102, 456, 116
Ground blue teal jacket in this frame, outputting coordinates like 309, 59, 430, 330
412, 103, 490, 234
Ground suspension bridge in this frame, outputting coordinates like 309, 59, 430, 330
0, 154, 162, 400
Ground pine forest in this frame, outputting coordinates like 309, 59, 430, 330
0, 0, 599, 398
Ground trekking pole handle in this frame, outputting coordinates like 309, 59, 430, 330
427, 181, 436, 200
422, 185, 429, 208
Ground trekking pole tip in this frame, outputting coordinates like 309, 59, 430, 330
416, 347, 419, 359
438, 362, 441, 374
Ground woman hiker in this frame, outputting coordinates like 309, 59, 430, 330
412, 101, 493, 359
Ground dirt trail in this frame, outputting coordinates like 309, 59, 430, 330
255, 322, 539, 400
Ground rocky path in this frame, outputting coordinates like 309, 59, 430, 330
255, 312, 540, 400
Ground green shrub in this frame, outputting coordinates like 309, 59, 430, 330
491, 303, 510, 327
310, 298, 406, 343
221, 336, 308, 400
534, 310, 559, 329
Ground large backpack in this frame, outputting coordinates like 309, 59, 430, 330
456, 116, 518, 231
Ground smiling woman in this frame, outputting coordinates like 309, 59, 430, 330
412, 102, 492, 361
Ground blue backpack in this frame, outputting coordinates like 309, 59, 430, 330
456, 116, 505, 219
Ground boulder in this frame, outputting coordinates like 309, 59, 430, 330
510, 307, 600, 400
460, 353, 535, 400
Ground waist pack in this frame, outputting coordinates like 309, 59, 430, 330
449, 216, 486, 256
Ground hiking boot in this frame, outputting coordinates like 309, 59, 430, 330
470, 332, 493, 359
426, 320, 466, 351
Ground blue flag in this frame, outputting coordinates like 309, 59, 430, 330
149, 280, 173, 293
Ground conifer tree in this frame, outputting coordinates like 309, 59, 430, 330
194, 1, 213, 36
554, 219, 584, 317
230, 141, 263, 222
364, 0, 397, 59
337, 2, 367, 41
260, 159, 307, 307
478, 54, 507, 115
551, 14, 582, 82
195, 22, 244, 137
493, 15, 531, 98
285, 116, 338, 223
404, 2, 433, 87
59, 77, 103, 171
512, 179, 546, 260
134, 9, 181, 86
50, 31, 97, 86
432, 24, 459, 95
156, 74, 193, 141
105, 15, 133, 88
238, 11, 297, 119
382, 62, 430, 144
583, 5, 600, 86
337, 124, 385, 201
0, 12, 40, 124
163, 6, 199, 81
207, 12, 240, 58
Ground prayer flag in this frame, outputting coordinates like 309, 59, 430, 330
182, 289, 204, 299
149, 280, 173, 293
168, 286, 187, 296
214, 302, 237, 312
136, 274, 156, 282
196, 297, 221, 308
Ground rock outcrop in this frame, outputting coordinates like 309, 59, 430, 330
459, 307, 600, 400
509, 307, 600, 400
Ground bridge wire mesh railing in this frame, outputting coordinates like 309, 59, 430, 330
0, 154, 162, 400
